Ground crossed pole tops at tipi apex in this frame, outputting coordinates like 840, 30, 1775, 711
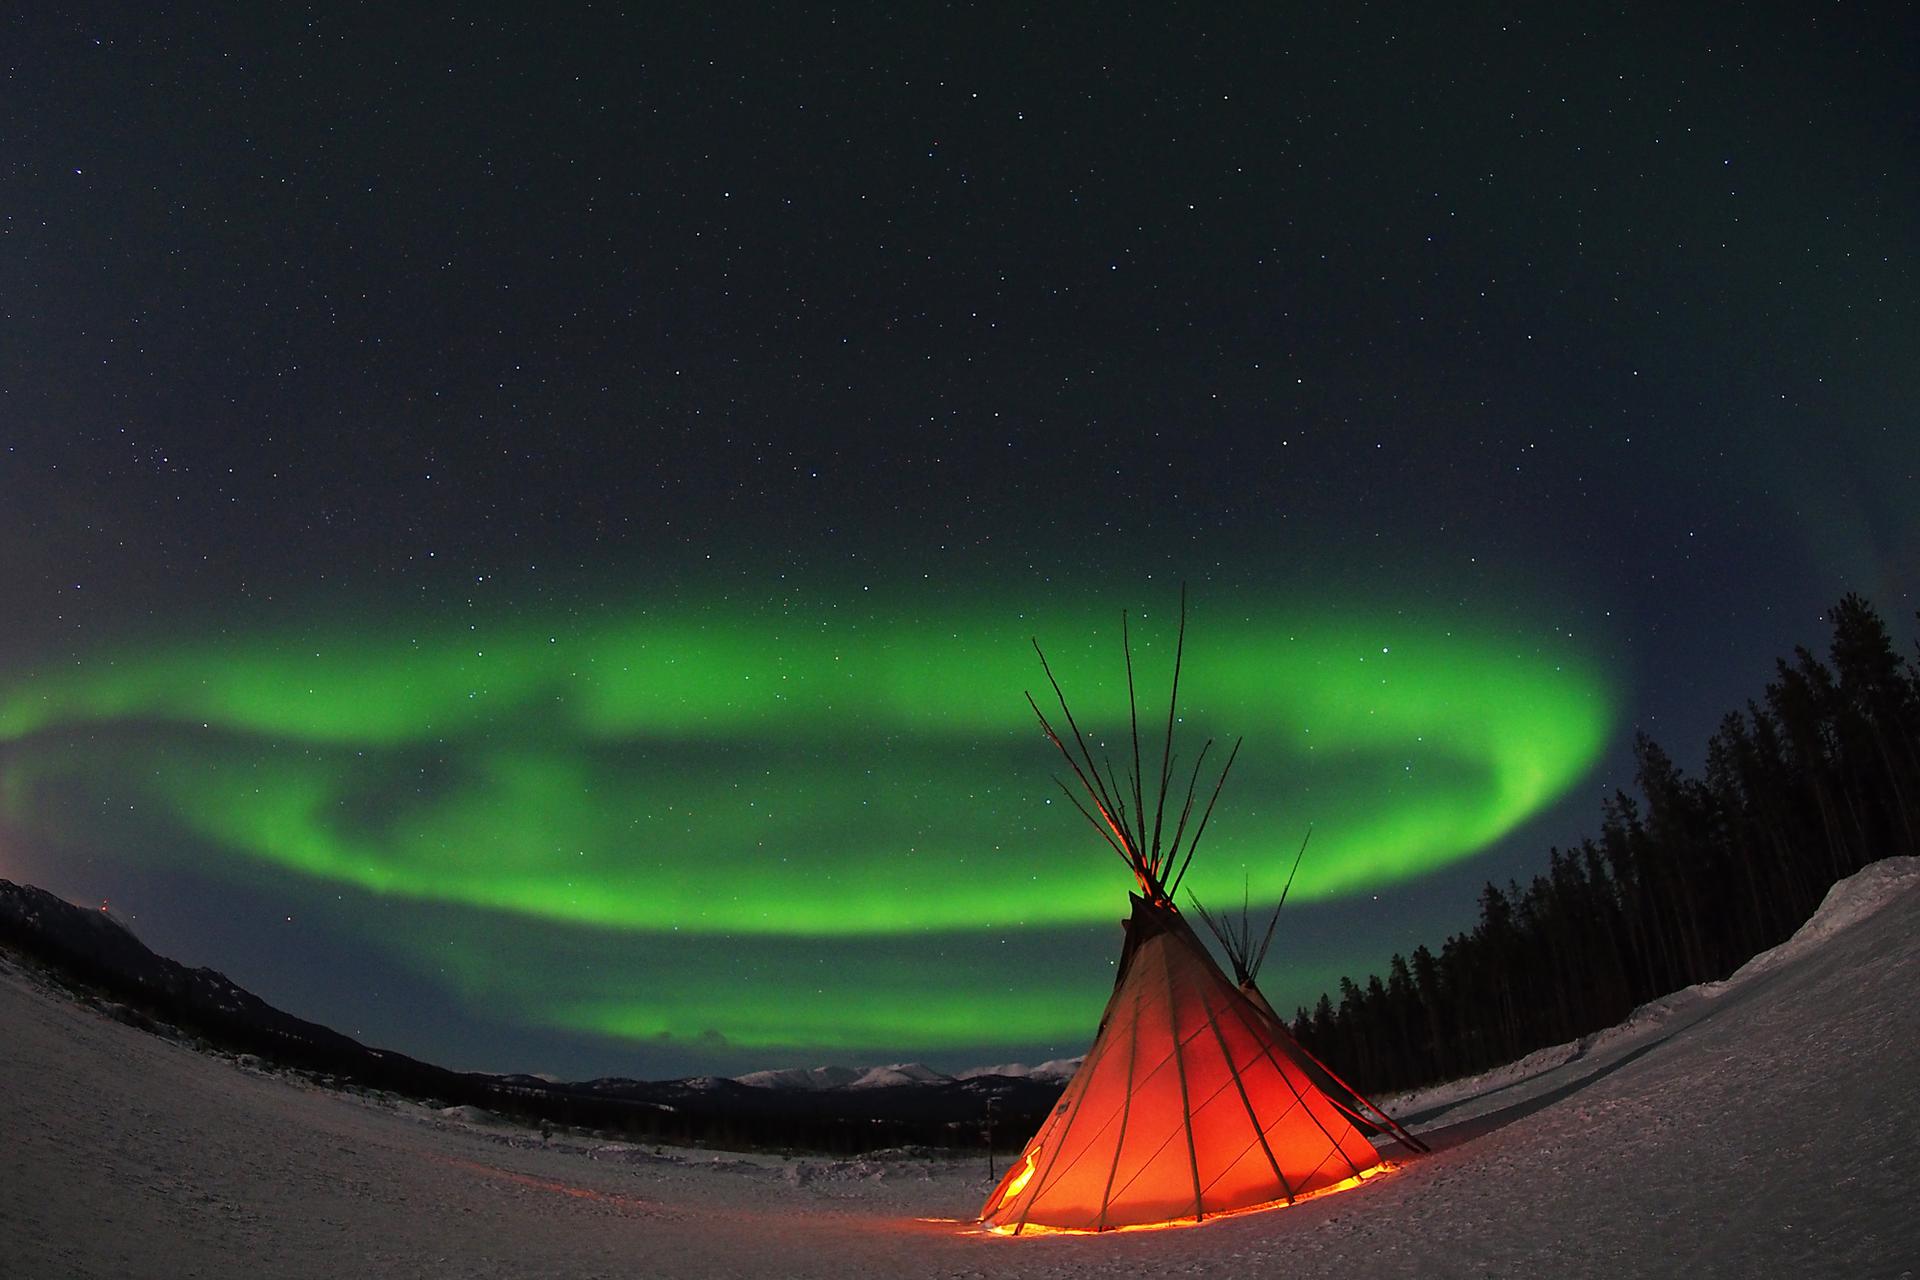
979, 588, 1409, 1236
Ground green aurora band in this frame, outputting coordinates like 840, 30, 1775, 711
403, 908, 1382, 1053
0, 597, 1614, 1053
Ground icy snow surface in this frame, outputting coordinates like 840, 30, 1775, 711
3, 858, 1916, 1278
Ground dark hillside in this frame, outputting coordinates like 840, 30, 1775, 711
0, 880, 1060, 1154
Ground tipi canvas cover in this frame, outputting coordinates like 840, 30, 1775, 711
980, 896, 1381, 1233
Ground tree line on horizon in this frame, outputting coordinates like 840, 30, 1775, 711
1290, 593, 1920, 1097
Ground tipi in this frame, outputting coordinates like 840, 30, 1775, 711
980, 594, 1392, 1235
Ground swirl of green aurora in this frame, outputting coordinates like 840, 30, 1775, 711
0, 596, 1611, 944
0, 594, 1620, 1059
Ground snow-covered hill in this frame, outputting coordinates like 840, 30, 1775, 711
2, 857, 1916, 1278
955, 1057, 1082, 1083
733, 1058, 1083, 1091
732, 1064, 869, 1090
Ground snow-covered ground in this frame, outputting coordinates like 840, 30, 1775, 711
3, 858, 1916, 1278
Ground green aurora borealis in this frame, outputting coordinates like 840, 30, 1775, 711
6, 1, 1914, 1089
0, 594, 1611, 1056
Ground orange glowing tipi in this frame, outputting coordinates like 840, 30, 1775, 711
980, 592, 1388, 1234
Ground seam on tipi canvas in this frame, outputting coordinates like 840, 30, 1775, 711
1161, 939, 1206, 1222
1095, 967, 1147, 1231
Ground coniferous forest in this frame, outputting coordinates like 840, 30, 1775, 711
1292, 595, 1920, 1096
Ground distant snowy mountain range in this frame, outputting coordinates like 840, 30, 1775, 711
731, 1058, 1083, 1091
0, 879, 1077, 1096
0, 877, 1073, 1152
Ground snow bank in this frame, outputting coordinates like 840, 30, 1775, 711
1385, 855, 1920, 1122
1728, 854, 1920, 981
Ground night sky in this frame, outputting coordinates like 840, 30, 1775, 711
3, 5, 1914, 1079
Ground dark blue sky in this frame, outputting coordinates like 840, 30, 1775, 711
1, 4, 1913, 1078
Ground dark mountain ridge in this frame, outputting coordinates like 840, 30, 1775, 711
0, 879, 1061, 1155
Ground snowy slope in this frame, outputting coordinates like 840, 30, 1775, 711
3, 857, 1916, 1278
